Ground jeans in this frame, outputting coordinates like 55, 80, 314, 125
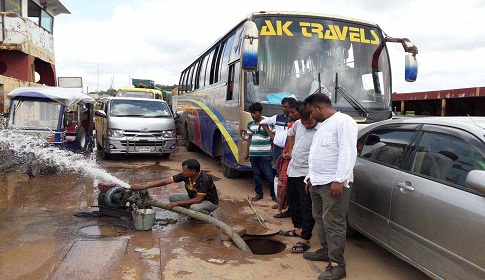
272, 145, 284, 164
169, 193, 218, 215
249, 156, 275, 198
310, 183, 351, 268
287, 176, 315, 241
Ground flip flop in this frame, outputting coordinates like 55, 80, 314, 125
292, 242, 310, 254
278, 229, 301, 237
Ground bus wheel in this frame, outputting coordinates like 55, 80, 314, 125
185, 126, 197, 152
222, 162, 240, 178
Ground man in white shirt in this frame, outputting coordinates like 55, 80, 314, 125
302, 93, 358, 280
260, 97, 296, 164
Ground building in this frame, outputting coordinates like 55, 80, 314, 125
0, 0, 69, 112
392, 87, 485, 116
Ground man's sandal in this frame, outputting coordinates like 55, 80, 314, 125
278, 229, 300, 237
292, 242, 310, 254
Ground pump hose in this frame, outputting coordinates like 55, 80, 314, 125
144, 199, 252, 253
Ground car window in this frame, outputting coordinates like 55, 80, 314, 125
411, 131, 485, 187
358, 129, 414, 168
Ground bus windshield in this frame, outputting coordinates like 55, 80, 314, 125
247, 16, 391, 119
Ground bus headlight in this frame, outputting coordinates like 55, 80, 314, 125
161, 130, 176, 138
107, 129, 124, 137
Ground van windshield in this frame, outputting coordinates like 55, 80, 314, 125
110, 99, 172, 118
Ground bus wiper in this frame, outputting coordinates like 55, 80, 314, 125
334, 73, 371, 118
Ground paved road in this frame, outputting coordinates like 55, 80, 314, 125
0, 143, 430, 280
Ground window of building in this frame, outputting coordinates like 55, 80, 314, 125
2, 0, 21, 14
27, 1, 53, 33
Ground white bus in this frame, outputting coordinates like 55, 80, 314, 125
174, 11, 418, 177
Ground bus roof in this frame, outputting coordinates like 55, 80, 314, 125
246, 11, 379, 27
117, 88, 162, 93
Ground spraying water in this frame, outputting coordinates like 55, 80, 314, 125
0, 130, 131, 188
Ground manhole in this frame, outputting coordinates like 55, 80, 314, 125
75, 224, 132, 238
244, 238, 286, 255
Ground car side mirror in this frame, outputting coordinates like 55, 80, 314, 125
95, 110, 107, 118
466, 170, 485, 195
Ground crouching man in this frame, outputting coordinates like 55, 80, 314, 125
131, 159, 218, 214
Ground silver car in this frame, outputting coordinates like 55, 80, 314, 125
349, 117, 485, 279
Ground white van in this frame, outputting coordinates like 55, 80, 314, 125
94, 97, 177, 159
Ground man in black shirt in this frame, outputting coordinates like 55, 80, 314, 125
131, 159, 218, 214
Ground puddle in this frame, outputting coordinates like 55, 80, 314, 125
75, 224, 132, 238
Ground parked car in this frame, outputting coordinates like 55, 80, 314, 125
349, 116, 485, 280
94, 97, 177, 159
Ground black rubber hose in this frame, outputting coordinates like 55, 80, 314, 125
144, 199, 252, 253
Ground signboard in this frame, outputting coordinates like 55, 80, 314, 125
58, 77, 83, 88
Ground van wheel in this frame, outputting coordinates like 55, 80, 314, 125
161, 153, 170, 159
185, 126, 197, 152
96, 138, 103, 150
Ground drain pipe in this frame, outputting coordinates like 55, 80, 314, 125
139, 199, 252, 253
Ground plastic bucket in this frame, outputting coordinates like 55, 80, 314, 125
133, 209, 155, 231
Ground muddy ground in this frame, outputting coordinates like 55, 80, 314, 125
0, 143, 430, 280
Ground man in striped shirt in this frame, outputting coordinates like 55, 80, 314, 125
244, 102, 276, 202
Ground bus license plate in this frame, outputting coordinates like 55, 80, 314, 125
137, 147, 151, 152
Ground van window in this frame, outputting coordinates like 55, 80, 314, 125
110, 100, 171, 118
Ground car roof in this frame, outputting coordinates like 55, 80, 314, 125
360, 116, 485, 140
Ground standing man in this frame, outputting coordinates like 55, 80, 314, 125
261, 97, 296, 164
242, 102, 276, 202
131, 159, 218, 215
303, 93, 358, 280
278, 106, 318, 254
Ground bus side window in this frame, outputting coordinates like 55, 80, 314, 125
227, 64, 235, 101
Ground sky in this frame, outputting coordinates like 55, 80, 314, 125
53, 0, 485, 94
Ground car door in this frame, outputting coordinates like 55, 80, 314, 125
350, 124, 417, 245
389, 124, 485, 279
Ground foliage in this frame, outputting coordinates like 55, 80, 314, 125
155, 84, 178, 91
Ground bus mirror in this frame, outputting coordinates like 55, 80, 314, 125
405, 54, 418, 82
241, 21, 259, 71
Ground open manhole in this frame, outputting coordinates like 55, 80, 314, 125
244, 238, 286, 255
76, 224, 132, 238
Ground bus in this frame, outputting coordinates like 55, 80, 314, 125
116, 88, 163, 100
174, 11, 419, 178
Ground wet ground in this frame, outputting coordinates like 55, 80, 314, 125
0, 141, 431, 280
